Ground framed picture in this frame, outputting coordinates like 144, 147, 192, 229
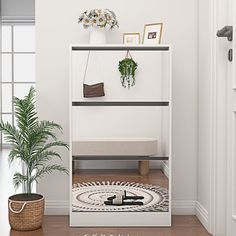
142, 23, 163, 44
123, 33, 140, 45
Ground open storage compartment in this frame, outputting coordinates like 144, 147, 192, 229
69, 45, 172, 226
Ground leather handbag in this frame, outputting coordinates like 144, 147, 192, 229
83, 83, 105, 98
83, 51, 105, 98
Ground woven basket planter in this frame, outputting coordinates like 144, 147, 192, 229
8, 193, 44, 231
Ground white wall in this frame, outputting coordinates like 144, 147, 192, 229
197, 0, 212, 230
36, 0, 198, 214
1, 0, 35, 19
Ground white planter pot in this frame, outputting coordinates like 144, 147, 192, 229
89, 27, 107, 44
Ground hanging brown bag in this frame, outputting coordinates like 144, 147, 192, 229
83, 51, 105, 98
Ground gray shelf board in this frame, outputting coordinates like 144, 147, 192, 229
72, 155, 169, 161
72, 46, 169, 51
72, 101, 169, 107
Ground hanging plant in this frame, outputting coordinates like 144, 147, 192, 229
118, 51, 138, 89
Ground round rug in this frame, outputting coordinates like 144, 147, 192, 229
72, 181, 169, 212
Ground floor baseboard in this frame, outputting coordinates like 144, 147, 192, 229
45, 200, 69, 215
45, 200, 197, 216
171, 200, 196, 215
161, 161, 169, 178
195, 201, 209, 231
45, 201, 209, 232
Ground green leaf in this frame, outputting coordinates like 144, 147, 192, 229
13, 172, 28, 190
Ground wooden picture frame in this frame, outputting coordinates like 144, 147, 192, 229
123, 33, 140, 45
142, 23, 163, 44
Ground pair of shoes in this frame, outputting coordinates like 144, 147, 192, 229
104, 190, 144, 206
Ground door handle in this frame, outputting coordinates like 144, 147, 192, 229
228, 49, 233, 62
217, 26, 233, 41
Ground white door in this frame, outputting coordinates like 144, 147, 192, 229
226, 0, 236, 235
215, 0, 236, 235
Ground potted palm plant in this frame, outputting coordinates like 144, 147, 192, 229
0, 87, 68, 231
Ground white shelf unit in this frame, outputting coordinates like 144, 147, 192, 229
69, 44, 172, 227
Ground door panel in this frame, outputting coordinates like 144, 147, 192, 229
232, 111, 236, 219
226, 0, 236, 235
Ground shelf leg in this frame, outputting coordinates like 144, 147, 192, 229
139, 160, 149, 176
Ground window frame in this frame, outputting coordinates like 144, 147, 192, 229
1, 20, 35, 148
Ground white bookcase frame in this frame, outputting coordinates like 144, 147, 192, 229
69, 44, 172, 227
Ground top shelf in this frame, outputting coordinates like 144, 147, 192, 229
71, 44, 170, 51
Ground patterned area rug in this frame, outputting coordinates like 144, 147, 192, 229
72, 181, 168, 212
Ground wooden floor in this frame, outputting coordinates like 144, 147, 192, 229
73, 168, 169, 188
1, 215, 211, 236
0, 150, 211, 236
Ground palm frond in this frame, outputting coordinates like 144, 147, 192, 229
32, 164, 69, 183
8, 147, 25, 165
30, 150, 63, 170
0, 122, 22, 147
13, 87, 38, 143
28, 121, 62, 146
13, 172, 28, 190
38, 141, 69, 153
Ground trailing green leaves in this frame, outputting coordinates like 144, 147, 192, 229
118, 57, 138, 89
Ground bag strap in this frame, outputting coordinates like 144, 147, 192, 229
83, 51, 104, 84
83, 50, 91, 84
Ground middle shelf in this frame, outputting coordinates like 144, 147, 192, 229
72, 101, 170, 106
72, 155, 169, 161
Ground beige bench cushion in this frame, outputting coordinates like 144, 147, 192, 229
72, 138, 158, 156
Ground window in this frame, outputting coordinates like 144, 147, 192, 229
1, 24, 35, 145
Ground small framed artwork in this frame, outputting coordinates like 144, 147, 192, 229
123, 33, 140, 45
142, 23, 163, 44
